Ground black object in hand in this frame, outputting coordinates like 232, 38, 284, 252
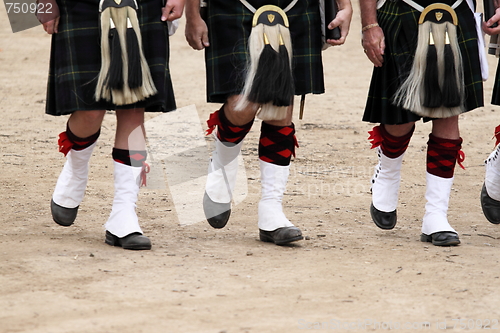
484, 0, 498, 28
325, 0, 341, 40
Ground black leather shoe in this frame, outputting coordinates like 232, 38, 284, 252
259, 227, 303, 245
370, 203, 397, 230
105, 231, 152, 250
203, 192, 231, 229
51, 199, 78, 227
480, 183, 500, 224
420, 232, 460, 246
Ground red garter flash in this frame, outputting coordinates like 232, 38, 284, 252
368, 126, 383, 149
494, 125, 500, 147
457, 150, 465, 170
58, 131, 73, 156
206, 110, 221, 135
140, 162, 150, 187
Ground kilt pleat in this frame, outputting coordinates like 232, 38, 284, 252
492, 57, 500, 105
363, 0, 484, 125
46, 0, 176, 116
204, 0, 324, 104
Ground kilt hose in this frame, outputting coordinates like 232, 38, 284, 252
203, 0, 325, 104
46, 0, 176, 116
362, 0, 484, 125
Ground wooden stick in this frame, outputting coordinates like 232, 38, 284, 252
299, 94, 305, 120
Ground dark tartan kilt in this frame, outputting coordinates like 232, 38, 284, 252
363, 0, 484, 125
46, 0, 176, 116
492, 58, 500, 105
204, 0, 324, 103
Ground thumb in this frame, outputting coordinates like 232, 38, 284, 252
202, 31, 210, 47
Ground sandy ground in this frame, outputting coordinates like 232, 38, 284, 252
2, 2, 500, 333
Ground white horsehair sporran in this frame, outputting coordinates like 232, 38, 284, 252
235, 5, 294, 121
393, 3, 465, 118
95, 0, 157, 105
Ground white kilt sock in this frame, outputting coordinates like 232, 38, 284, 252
205, 135, 244, 204
105, 161, 143, 238
258, 160, 294, 231
52, 142, 97, 209
371, 146, 404, 212
485, 144, 500, 201
422, 172, 456, 235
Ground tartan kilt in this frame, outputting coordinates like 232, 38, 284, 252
363, 0, 484, 125
204, 0, 324, 104
492, 58, 500, 105
46, 0, 176, 116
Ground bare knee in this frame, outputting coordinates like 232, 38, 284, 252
225, 95, 259, 126
70, 110, 106, 127
431, 116, 459, 139
116, 108, 145, 127
384, 122, 416, 137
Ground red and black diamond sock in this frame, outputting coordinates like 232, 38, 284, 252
379, 124, 414, 158
112, 148, 147, 167
206, 105, 253, 145
58, 124, 100, 156
427, 134, 464, 178
259, 122, 297, 166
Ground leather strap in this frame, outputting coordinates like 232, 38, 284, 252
400, 0, 465, 12
378, 0, 468, 11
239, 0, 299, 13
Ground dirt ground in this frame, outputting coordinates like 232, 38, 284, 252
2, 2, 500, 333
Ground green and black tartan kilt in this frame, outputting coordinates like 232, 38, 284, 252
363, 0, 484, 125
204, 0, 324, 104
46, 0, 176, 116
491, 59, 500, 105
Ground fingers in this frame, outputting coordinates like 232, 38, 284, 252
162, 1, 184, 21
365, 48, 383, 67
42, 17, 59, 34
485, 8, 500, 30
326, 7, 352, 46
362, 28, 385, 67
161, 4, 171, 21
327, 36, 345, 46
326, 25, 348, 45
188, 33, 209, 50
483, 20, 500, 35
187, 36, 205, 50
185, 20, 210, 50
201, 30, 210, 48
380, 36, 385, 55
54, 16, 60, 33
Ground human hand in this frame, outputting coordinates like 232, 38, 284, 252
362, 25, 385, 67
162, 0, 185, 21
185, 14, 209, 50
484, 7, 500, 35
37, 0, 59, 34
326, 0, 353, 46
42, 17, 60, 34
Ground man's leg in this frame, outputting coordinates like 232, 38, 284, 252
203, 95, 257, 228
257, 106, 303, 245
369, 123, 415, 229
51, 110, 105, 226
421, 116, 461, 246
104, 108, 151, 250
481, 125, 500, 224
